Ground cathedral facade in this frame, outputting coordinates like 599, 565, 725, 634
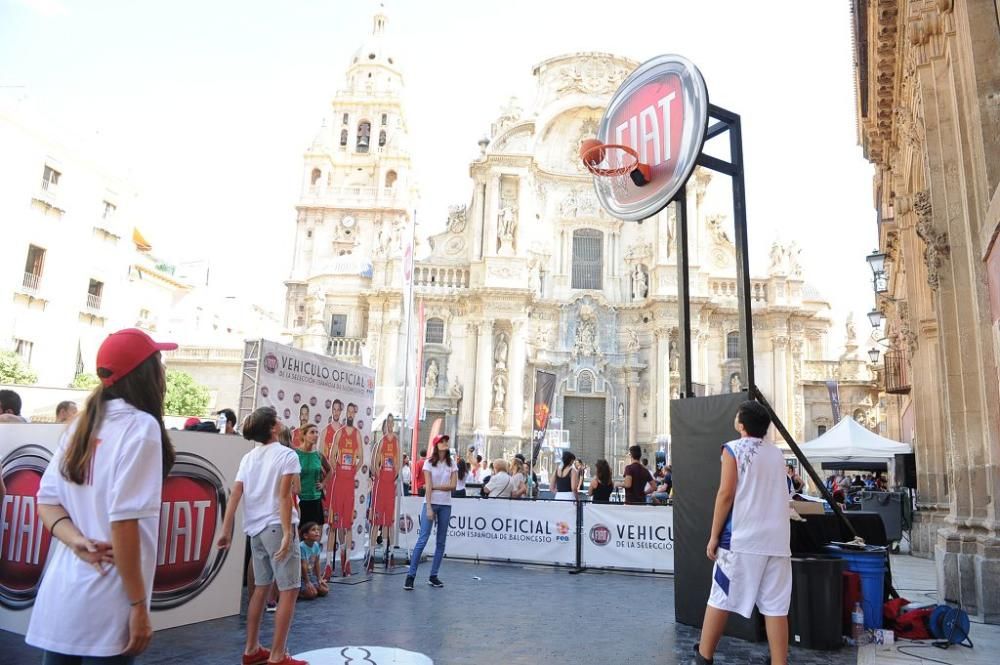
285, 11, 863, 471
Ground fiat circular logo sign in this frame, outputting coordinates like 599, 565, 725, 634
589, 524, 612, 547
595, 54, 708, 221
0, 445, 54, 609
152, 453, 229, 610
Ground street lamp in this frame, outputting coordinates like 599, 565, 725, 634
868, 347, 881, 363
866, 249, 888, 294
867, 308, 884, 328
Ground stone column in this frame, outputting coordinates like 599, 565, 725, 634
628, 380, 639, 447
655, 328, 670, 437
460, 322, 478, 432
474, 321, 493, 432
508, 321, 527, 437
471, 179, 486, 260
773, 336, 789, 425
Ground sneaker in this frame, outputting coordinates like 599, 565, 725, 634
265, 601, 277, 613
690, 643, 712, 665
403, 576, 414, 590
242, 646, 270, 665
322, 564, 333, 582
267, 655, 308, 665
428, 576, 444, 588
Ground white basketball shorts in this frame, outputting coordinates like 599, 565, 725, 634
707, 548, 792, 618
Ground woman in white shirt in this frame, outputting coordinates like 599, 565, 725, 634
401, 455, 412, 496
403, 434, 457, 591
27, 328, 177, 664
510, 458, 527, 499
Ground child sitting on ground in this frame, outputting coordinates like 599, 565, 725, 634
299, 522, 328, 600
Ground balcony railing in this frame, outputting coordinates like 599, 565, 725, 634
707, 279, 769, 303
165, 347, 244, 363
884, 351, 910, 394
85, 293, 102, 312
327, 337, 365, 361
414, 265, 470, 289
40, 179, 58, 194
303, 185, 401, 206
21, 272, 41, 293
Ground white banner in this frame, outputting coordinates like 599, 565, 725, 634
581, 503, 674, 573
396, 496, 577, 566
0, 424, 251, 635
257, 339, 378, 559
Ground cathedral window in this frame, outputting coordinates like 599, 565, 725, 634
340, 129, 348, 146
310, 168, 322, 185
381, 113, 388, 126
330, 314, 347, 338
342, 113, 349, 125
726, 331, 740, 359
385, 170, 397, 188
378, 130, 387, 147
817, 425, 827, 435
356, 121, 371, 153
425, 318, 445, 344
571, 229, 603, 290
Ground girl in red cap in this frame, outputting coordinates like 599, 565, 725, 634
403, 433, 456, 590
26, 328, 176, 664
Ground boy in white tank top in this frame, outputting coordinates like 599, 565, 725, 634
691, 400, 792, 665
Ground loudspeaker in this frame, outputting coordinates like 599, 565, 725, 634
672, 392, 766, 641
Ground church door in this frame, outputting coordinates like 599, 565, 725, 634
563, 397, 606, 466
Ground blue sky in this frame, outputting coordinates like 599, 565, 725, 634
1, 0, 877, 351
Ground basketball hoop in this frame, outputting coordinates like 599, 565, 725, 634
580, 140, 651, 197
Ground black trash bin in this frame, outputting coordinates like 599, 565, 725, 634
789, 556, 844, 650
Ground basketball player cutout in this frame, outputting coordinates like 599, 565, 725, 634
367, 414, 400, 572
321, 399, 344, 579
323, 399, 344, 460
291, 403, 310, 448
327, 402, 362, 576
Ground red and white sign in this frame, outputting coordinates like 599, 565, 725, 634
0, 425, 251, 635
581, 503, 674, 573
595, 54, 709, 221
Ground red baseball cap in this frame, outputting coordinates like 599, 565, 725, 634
96, 328, 177, 387
432, 434, 450, 445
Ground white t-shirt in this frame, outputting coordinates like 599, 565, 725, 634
27, 399, 164, 657
510, 472, 526, 497
424, 459, 458, 505
236, 441, 301, 536
401, 464, 412, 485
719, 437, 791, 557
485, 471, 513, 498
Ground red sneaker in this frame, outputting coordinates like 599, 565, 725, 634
342, 560, 352, 577
242, 646, 270, 665
267, 655, 308, 665
322, 564, 333, 582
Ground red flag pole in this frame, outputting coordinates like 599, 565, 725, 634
411, 300, 425, 462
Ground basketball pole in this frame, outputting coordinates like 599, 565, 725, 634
690, 103, 859, 541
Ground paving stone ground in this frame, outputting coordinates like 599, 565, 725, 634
0, 559, 863, 665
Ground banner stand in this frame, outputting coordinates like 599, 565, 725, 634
329, 575, 371, 586
568, 500, 585, 575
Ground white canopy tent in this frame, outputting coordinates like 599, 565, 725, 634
800, 417, 912, 464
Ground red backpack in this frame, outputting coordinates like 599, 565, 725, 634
884, 597, 934, 640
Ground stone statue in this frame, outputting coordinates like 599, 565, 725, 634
574, 316, 597, 358
730, 373, 743, 393
425, 360, 439, 397
498, 205, 517, 240
668, 339, 679, 372
769, 241, 785, 273
450, 376, 463, 398
632, 265, 648, 301
787, 241, 802, 277
494, 333, 509, 370
845, 314, 857, 343
306, 286, 325, 326
560, 191, 578, 217
492, 374, 506, 409
707, 215, 731, 244
624, 328, 640, 353
447, 204, 467, 234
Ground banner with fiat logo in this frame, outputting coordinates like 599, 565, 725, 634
0, 424, 251, 635
255, 340, 378, 562
582, 503, 674, 573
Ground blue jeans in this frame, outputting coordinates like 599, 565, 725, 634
407, 503, 451, 577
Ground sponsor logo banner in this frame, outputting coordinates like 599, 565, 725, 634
396, 497, 576, 566
257, 340, 378, 555
581, 503, 674, 573
0, 425, 251, 635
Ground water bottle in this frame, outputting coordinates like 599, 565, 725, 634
216, 413, 228, 434
851, 602, 866, 645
